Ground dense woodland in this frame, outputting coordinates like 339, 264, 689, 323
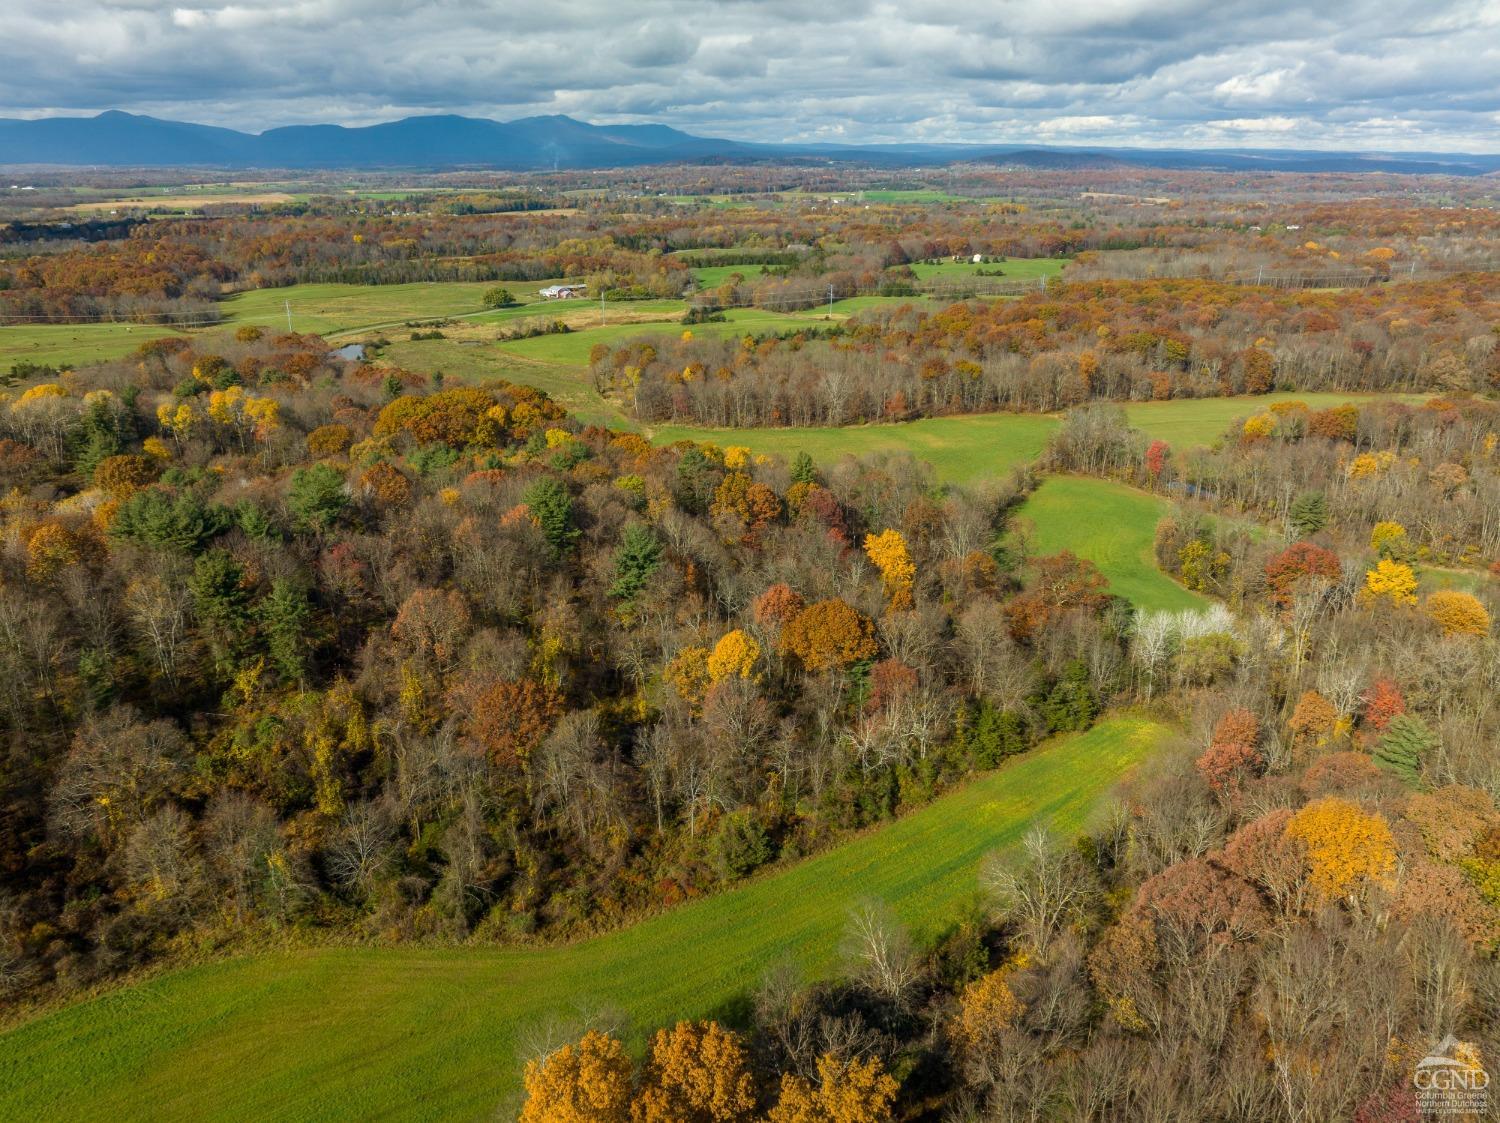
605, 276, 1500, 426
0, 175, 1498, 1120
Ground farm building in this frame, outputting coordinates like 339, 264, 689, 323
538, 283, 588, 299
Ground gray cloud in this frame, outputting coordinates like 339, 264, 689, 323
0, 0, 1495, 150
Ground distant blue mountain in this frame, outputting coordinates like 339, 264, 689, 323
1, 110, 1496, 174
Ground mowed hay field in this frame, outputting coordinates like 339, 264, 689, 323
1123, 391, 1430, 449
0, 321, 191, 369
1017, 476, 1207, 613
655, 412, 1058, 485
222, 281, 526, 336
0, 717, 1168, 1122
906, 257, 1067, 284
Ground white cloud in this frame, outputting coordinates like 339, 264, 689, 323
0, 0, 1496, 150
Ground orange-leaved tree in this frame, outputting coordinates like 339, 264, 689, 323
1284, 796, 1396, 902
779, 599, 878, 673
767, 1052, 898, 1123
631, 1020, 757, 1123
519, 1029, 633, 1123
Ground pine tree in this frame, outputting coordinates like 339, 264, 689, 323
288, 464, 349, 530
1374, 713, 1437, 785
259, 580, 313, 684
608, 523, 662, 599
1289, 490, 1328, 537
522, 477, 579, 557
790, 450, 817, 485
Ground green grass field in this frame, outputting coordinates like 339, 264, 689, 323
905, 258, 1067, 283
691, 263, 769, 287
1122, 392, 1429, 449
1, 282, 540, 371
1016, 476, 1206, 612
222, 281, 531, 336
0, 284, 667, 371
0, 322, 191, 369
0, 716, 1167, 1122
654, 412, 1058, 485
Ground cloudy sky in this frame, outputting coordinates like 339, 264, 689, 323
2, 0, 1497, 151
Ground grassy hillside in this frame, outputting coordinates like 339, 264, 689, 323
0, 717, 1167, 1122
1017, 476, 1207, 612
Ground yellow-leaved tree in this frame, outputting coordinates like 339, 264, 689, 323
1369, 520, 1411, 559
630, 1020, 757, 1123
707, 629, 761, 683
1425, 590, 1491, 637
767, 1052, 899, 1123
519, 1030, 633, 1123
952, 967, 1024, 1055
666, 646, 712, 706
1362, 559, 1418, 607
863, 529, 916, 610
1284, 796, 1396, 902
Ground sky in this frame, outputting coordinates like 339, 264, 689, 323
1, 0, 1497, 152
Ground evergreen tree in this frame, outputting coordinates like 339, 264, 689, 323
522, 477, 578, 556
1289, 490, 1329, 537
259, 580, 313, 684
609, 523, 663, 599
189, 549, 252, 672
1374, 713, 1437, 785
1040, 661, 1098, 733
112, 489, 233, 553
288, 464, 349, 530
790, 450, 817, 485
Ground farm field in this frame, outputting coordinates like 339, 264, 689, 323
1016, 476, 1207, 612
0, 283, 651, 370
223, 281, 532, 336
494, 304, 836, 366
379, 336, 626, 425
1123, 391, 1430, 449
0, 716, 1169, 1122
61, 191, 298, 213
905, 257, 1067, 283
655, 412, 1058, 484
690, 262, 772, 287
0, 321, 191, 369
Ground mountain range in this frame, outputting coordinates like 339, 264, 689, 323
2, 111, 1497, 175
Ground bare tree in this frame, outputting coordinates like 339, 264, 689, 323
843, 898, 923, 1008
984, 827, 1099, 958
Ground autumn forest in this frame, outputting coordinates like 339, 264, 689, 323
0, 159, 1497, 1122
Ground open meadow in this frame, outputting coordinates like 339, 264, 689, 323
0, 717, 1168, 1122
654, 412, 1058, 485
1015, 476, 1207, 613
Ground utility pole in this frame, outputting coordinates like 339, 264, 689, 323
600, 290, 606, 327
284, 299, 293, 332
827, 283, 834, 314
